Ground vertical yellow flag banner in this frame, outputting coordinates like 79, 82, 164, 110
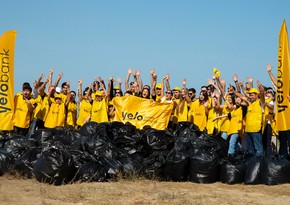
0, 30, 17, 131
276, 20, 290, 131
112, 95, 174, 130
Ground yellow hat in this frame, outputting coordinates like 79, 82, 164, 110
114, 85, 119, 90
172, 86, 181, 91
156, 84, 162, 89
54, 93, 62, 99
95, 90, 103, 96
248, 88, 259, 94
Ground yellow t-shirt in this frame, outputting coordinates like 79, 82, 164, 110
245, 99, 262, 133
76, 99, 92, 126
227, 106, 243, 135
66, 101, 77, 128
13, 95, 36, 128
189, 100, 207, 131
219, 104, 231, 133
44, 99, 66, 128
206, 107, 218, 135
91, 99, 108, 123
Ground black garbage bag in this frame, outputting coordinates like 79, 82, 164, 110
244, 156, 264, 185
100, 156, 122, 179
163, 149, 189, 181
220, 155, 245, 184
141, 150, 169, 179
0, 151, 14, 175
211, 134, 229, 159
12, 147, 40, 178
78, 121, 99, 136
142, 128, 175, 151
175, 122, 202, 137
189, 150, 220, 183
74, 161, 107, 182
261, 156, 290, 185
1, 135, 28, 158
30, 127, 80, 148
80, 122, 113, 141
162, 130, 194, 181
33, 146, 76, 185
110, 122, 143, 152
117, 154, 143, 177
87, 137, 118, 159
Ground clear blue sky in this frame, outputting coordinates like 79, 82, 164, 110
1, 0, 290, 94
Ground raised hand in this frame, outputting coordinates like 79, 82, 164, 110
232, 74, 238, 82
267, 64, 272, 72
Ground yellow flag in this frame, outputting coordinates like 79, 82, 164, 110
276, 20, 290, 131
112, 95, 174, 130
0, 30, 17, 131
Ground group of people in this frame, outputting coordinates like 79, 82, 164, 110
6, 65, 290, 160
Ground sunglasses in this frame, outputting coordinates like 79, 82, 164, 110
115, 91, 121, 94
156, 88, 161, 90
188, 93, 194, 95
166, 91, 172, 94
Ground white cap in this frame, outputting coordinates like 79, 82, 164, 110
55, 87, 62, 93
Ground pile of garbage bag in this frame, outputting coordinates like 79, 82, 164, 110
1, 121, 290, 186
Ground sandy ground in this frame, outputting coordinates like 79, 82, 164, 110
1, 174, 290, 205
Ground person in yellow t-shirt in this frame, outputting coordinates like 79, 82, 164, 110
76, 80, 92, 128
66, 90, 77, 129
13, 82, 37, 136
259, 83, 276, 157
44, 86, 70, 129
90, 90, 109, 123
230, 87, 263, 157
206, 94, 220, 136
189, 90, 209, 132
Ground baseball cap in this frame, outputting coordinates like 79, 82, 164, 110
248, 88, 259, 94
95, 90, 103, 96
172, 86, 181, 91
54, 93, 62, 99
156, 84, 162, 89
55, 87, 62, 93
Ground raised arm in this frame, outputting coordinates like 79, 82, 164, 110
117, 77, 122, 92
232, 74, 241, 93
267, 64, 277, 87
151, 70, 157, 96
182, 79, 191, 103
65, 81, 71, 106
77, 79, 83, 102
165, 73, 171, 91
136, 69, 143, 92
125, 68, 132, 91
53, 72, 63, 88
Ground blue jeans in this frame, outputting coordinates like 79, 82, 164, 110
278, 130, 290, 159
228, 133, 240, 155
221, 132, 228, 140
244, 132, 264, 157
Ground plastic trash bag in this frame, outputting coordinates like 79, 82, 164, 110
33, 146, 76, 185
261, 156, 290, 185
220, 155, 245, 184
244, 156, 264, 185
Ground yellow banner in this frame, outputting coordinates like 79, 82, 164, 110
112, 95, 174, 130
0, 30, 17, 131
276, 20, 290, 131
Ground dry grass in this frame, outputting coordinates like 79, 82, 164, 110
1, 173, 290, 205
